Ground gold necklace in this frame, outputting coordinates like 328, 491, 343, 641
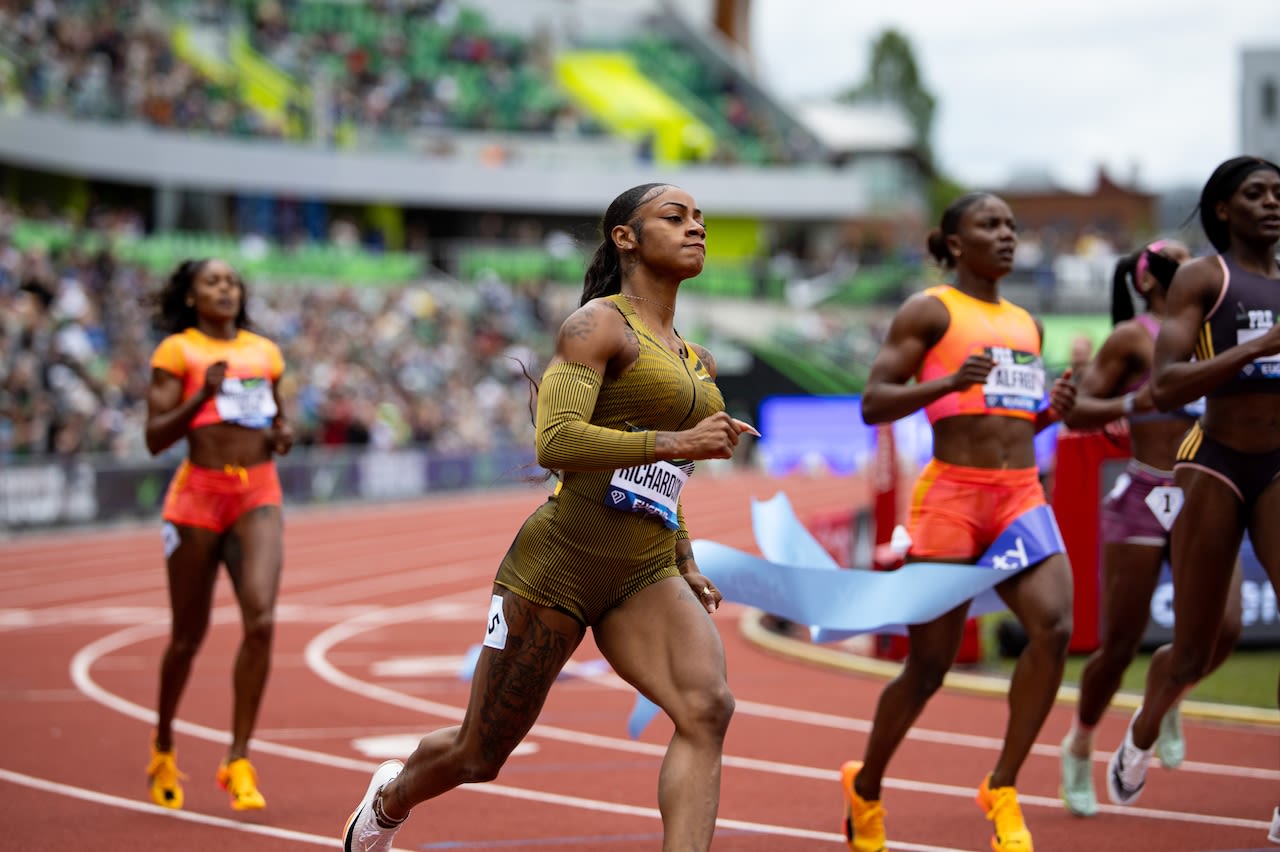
623, 293, 675, 314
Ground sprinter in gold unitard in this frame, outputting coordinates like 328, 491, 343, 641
341, 183, 757, 852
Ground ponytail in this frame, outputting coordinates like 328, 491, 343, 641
1110, 250, 1140, 327
580, 240, 622, 305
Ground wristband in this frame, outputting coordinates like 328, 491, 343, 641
1122, 392, 1136, 415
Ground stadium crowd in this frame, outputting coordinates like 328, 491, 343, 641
1, 0, 808, 165
0, 200, 569, 462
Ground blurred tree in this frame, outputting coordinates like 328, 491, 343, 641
841, 29, 966, 216
840, 30, 935, 163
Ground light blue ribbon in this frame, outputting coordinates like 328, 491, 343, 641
627, 492, 1065, 738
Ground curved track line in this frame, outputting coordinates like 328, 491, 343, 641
66, 596, 922, 846
739, 609, 1280, 727
304, 592, 1274, 830
0, 768, 343, 848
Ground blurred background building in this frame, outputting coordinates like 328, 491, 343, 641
1242, 46, 1280, 165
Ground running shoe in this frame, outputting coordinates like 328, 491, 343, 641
1106, 712, 1153, 806
1268, 805, 1280, 844
1058, 733, 1097, 817
146, 742, 187, 809
839, 760, 886, 852
343, 760, 406, 852
216, 757, 266, 811
976, 773, 1033, 852
1154, 703, 1185, 769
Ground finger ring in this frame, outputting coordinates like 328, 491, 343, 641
702, 587, 714, 597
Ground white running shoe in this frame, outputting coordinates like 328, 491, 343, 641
343, 760, 406, 852
1059, 733, 1097, 817
1106, 713, 1153, 806
1155, 703, 1185, 769
1267, 805, 1280, 844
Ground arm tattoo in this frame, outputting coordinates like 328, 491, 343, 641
692, 343, 717, 377
562, 306, 599, 343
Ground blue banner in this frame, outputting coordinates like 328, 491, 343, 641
627, 492, 1066, 737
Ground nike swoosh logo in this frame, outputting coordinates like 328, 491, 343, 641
1112, 749, 1142, 798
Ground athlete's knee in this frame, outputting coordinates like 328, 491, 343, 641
1168, 646, 1213, 688
168, 619, 210, 659
695, 682, 736, 737
900, 655, 952, 701
240, 609, 275, 647
166, 632, 205, 662
671, 682, 735, 740
1216, 603, 1243, 649
1095, 635, 1142, 672
1024, 611, 1072, 660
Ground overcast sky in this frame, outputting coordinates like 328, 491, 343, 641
748, 0, 1280, 193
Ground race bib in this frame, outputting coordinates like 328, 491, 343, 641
605, 459, 693, 530
483, 594, 508, 650
161, 521, 180, 559
983, 347, 1045, 412
1144, 485, 1184, 532
1236, 319, 1280, 380
214, 377, 277, 428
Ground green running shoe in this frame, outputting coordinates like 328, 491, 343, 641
1059, 734, 1097, 817
1155, 704, 1185, 769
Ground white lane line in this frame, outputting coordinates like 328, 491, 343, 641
729, 697, 1280, 781
0, 765, 962, 852
303, 598, 1275, 830
0, 767, 345, 849
62, 598, 967, 848
62, 590, 1273, 839
0, 602, 475, 632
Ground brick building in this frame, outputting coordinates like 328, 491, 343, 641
998, 167, 1158, 249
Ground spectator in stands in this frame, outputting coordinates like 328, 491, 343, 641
840, 192, 1076, 852
142, 257, 293, 813
340, 183, 755, 852
0, 195, 571, 463
1056, 239, 1242, 817
1067, 333, 1093, 382
1104, 157, 1280, 845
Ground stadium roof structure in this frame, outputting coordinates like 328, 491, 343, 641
792, 101, 916, 156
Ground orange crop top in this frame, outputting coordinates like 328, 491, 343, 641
150, 328, 285, 430
917, 285, 1044, 424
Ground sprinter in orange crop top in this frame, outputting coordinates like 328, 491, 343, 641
838, 193, 1077, 852
143, 257, 293, 815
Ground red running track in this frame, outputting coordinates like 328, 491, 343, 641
1, 470, 1277, 851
